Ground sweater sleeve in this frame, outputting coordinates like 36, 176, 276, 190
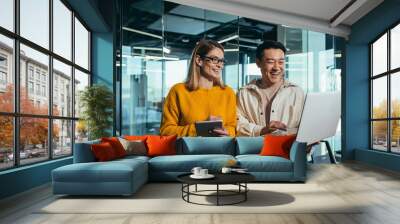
160, 86, 196, 137
224, 88, 237, 137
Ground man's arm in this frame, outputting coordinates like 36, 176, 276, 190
236, 90, 264, 136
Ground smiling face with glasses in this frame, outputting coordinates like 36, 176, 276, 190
196, 48, 225, 82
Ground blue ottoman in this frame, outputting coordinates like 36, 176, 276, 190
52, 156, 148, 196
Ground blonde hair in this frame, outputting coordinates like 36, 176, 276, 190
185, 39, 225, 91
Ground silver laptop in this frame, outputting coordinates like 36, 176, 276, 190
295, 92, 341, 144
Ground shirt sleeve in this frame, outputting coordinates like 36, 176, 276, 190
236, 89, 264, 136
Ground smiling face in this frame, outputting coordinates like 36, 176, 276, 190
196, 47, 224, 82
256, 48, 285, 86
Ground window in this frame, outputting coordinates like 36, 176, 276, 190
371, 22, 400, 153
28, 81, 34, 94
0, 0, 14, 31
0, 0, 91, 170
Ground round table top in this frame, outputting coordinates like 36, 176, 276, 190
177, 172, 255, 185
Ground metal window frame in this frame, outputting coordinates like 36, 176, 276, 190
369, 18, 400, 155
0, 0, 92, 171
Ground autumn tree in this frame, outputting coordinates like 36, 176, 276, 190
0, 84, 60, 152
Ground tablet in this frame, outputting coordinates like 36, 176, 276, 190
195, 120, 223, 137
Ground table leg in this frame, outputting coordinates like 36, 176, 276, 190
217, 184, 219, 206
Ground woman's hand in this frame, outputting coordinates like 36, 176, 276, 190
212, 128, 229, 136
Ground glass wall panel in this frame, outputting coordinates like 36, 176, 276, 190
0, 34, 14, 112
391, 24, 400, 70
391, 72, 400, 118
20, 44, 49, 115
372, 33, 387, 76
74, 69, 89, 118
0, 0, 14, 31
20, 0, 49, 49
53, 59, 72, 117
74, 18, 89, 70
372, 121, 388, 151
53, 119, 72, 157
372, 76, 387, 119
0, 116, 13, 170
20, 117, 49, 165
53, 0, 72, 60
121, 0, 163, 135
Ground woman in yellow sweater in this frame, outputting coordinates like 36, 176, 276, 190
160, 39, 236, 137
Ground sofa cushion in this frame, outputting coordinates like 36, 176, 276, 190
180, 137, 235, 155
236, 137, 264, 155
260, 134, 296, 159
91, 142, 118, 161
101, 137, 127, 158
148, 154, 235, 172
146, 135, 177, 157
118, 138, 147, 156
236, 155, 293, 172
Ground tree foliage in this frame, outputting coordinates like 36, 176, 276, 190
79, 84, 113, 140
0, 85, 59, 150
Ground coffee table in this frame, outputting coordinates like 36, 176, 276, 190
177, 172, 255, 206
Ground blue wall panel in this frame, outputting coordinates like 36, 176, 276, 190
345, 0, 400, 171
0, 158, 72, 199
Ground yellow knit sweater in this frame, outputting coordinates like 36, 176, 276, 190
160, 83, 237, 137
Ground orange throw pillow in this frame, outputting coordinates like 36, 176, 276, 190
91, 142, 117, 161
101, 137, 127, 158
146, 135, 177, 157
124, 135, 148, 141
260, 134, 296, 159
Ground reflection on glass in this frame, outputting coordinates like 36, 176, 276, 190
53, 0, 72, 60
75, 120, 88, 143
20, 0, 49, 49
20, 44, 49, 115
391, 72, 400, 118
372, 33, 387, 76
0, 0, 14, 31
372, 121, 388, 151
74, 18, 89, 70
53, 119, 72, 157
53, 59, 72, 117
0, 116, 13, 170
391, 24, 400, 70
74, 69, 89, 118
165, 60, 187, 96
20, 117, 49, 165
372, 77, 387, 119
0, 35, 14, 112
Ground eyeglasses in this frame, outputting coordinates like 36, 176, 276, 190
202, 56, 226, 65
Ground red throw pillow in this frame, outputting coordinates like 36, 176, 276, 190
101, 137, 127, 158
260, 134, 296, 159
124, 135, 148, 141
91, 142, 117, 161
146, 135, 177, 157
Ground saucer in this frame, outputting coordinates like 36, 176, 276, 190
190, 174, 215, 179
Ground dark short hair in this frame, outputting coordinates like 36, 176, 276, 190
256, 40, 287, 60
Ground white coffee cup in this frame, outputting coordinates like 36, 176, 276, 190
199, 169, 208, 176
191, 167, 202, 176
221, 167, 232, 174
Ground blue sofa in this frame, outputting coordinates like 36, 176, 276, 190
52, 137, 307, 195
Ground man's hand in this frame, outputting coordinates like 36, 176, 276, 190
260, 121, 287, 135
209, 115, 222, 121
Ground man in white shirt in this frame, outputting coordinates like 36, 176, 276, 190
237, 40, 305, 136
